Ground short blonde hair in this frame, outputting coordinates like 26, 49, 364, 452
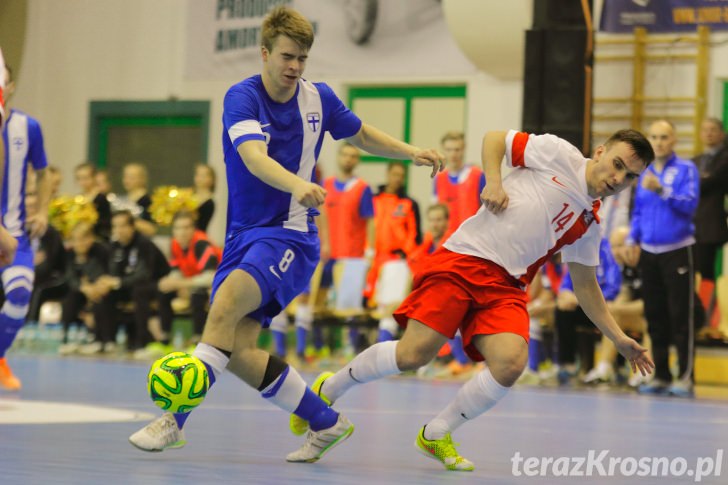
261, 6, 314, 52
440, 131, 465, 145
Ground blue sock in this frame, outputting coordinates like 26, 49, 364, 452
293, 387, 339, 431
0, 316, 25, 358
313, 327, 324, 350
272, 330, 287, 357
348, 327, 359, 349
174, 360, 216, 429
448, 336, 469, 365
377, 329, 394, 342
295, 327, 308, 356
528, 338, 543, 372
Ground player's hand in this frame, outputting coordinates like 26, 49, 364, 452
293, 181, 327, 208
158, 276, 178, 294
556, 290, 579, 311
26, 213, 49, 239
480, 183, 509, 214
622, 245, 641, 268
615, 335, 654, 376
411, 148, 445, 178
0, 227, 17, 267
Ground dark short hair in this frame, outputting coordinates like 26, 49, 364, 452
111, 210, 135, 227
603, 129, 655, 166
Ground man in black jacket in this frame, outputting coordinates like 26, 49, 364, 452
692, 118, 728, 333
95, 210, 169, 352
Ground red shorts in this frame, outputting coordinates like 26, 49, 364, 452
393, 248, 528, 362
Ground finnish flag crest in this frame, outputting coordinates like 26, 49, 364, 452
307, 112, 321, 132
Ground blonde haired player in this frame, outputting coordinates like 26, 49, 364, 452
291, 129, 657, 471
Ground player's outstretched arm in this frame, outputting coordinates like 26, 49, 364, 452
569, 262, 655, 376
237, 140, 326, 208
347, 123, 444, 178
480, 131, 509, 214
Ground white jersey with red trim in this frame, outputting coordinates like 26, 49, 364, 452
443, 130, 603, 285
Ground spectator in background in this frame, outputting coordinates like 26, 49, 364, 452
96, 169, 113, 199
625, 119, 700, 397
368, 161, 421, 344
94, 210, 170, 353
156, 210, 221, 350
26, 190, 66, 324
583, 226, 649, 387
59, 222, 112, 354
691, 117, 728, 332
75, 162, 112, 240
193, 164, 216, 233
116, 162, 156, 236
433, 131, 485, 234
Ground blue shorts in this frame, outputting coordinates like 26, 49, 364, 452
211, 226, 319, 327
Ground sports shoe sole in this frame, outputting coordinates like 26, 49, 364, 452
128, 438, 186, 453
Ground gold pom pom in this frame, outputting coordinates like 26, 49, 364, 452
48, 195, 99, 238
149, 186, 198, 227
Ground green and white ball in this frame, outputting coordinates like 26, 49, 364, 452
147, 352, 209, 414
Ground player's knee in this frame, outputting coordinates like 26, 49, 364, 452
490, 350, 528, 387
395, 342, 431, 371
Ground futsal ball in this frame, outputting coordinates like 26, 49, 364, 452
147, 352, 209, 414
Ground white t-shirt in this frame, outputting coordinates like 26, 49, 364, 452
444, 130, 603, 285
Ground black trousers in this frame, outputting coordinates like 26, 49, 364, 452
61, 289, 115, 344
158, 289, 209, 338
100, 284, 158, 350
639, 245, 701, 383
555, 306, 600, 371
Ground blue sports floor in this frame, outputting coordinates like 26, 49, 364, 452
1, 355, 726, 484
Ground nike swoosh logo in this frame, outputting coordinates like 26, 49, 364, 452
552, 176, 567, 188
260, 123, 271, 128
268, 265, 281, 280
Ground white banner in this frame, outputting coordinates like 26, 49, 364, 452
185, 0, 477, 81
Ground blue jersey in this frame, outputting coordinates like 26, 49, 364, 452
2, 109, 48, 238
222, 75, 362, 237
560, 237, 622, 301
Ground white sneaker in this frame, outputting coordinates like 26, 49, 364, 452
582, 363, 614, 384
58, 343, 79, 355
286, 414, 354, 463
129, 413, 186, 452
78, 342, 103, 355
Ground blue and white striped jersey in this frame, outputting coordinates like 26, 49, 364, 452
222, 75, 361, 237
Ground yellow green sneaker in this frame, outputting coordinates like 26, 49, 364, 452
289, 371, 334, 435
414, 426, 475, 471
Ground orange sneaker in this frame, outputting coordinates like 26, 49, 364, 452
0, 357, 22, 390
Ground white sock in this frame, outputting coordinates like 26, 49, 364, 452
260, 365, 306, 413
323, 340, 400, 403
425, 368, 509, 440
193, 343, 230, 379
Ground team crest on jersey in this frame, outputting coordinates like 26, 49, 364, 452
583, 210, 595, 225
12, 137, 24, 150
306, 112, 321, 132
